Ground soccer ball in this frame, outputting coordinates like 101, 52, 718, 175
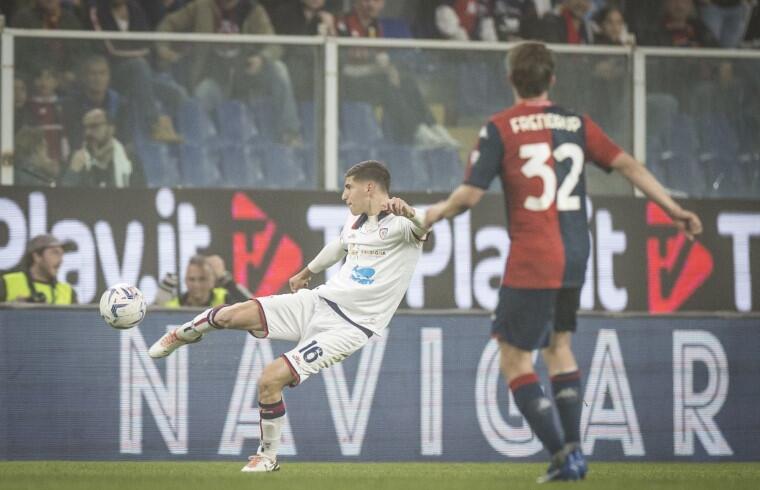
99, 283, 146, 329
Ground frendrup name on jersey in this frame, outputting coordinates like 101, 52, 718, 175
509, 113, 582, 134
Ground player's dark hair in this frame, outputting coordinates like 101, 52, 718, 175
346, 160, 391, 192
508, 42, 555, 98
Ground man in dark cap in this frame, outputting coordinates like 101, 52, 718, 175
0, 234, 78, 304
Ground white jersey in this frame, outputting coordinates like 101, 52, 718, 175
316, 212, 425, 334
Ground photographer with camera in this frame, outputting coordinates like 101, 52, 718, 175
153, 254, 250, 308
0, 234, 78, 304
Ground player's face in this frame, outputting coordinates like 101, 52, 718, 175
342, 176, 370, 216
33, 246, 64, 281
185, 264, 214, 305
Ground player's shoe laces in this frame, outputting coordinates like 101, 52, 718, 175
537, 449, 581, 483
148, 324, 202, 358
241, 454, 280, 473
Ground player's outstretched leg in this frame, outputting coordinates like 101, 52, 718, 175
148, 305, 225, 358
241, 358, 295, 472
149, 300, 268, 358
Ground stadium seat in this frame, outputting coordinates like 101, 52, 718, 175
420, 147, 463, 191
694, 112, 742, 197
257, 143, 308, 189
220, 142, 264, 187
134, 137, 180, 188
340, 102, 383, 147
299, 101, 317, 145
176, 100, 223, 186
216, 100, 259, 144
377, 144, 426, 191
379, 18, 413, 38
178, 143, 222, 187
249, 98, 278, 142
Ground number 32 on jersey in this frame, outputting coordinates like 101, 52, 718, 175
519, 142, 584, 212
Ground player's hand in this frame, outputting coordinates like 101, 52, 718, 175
383, 197, 414, 218
670, 208, 703, 240
424, 202, 445, 228
289, 268, 312, 293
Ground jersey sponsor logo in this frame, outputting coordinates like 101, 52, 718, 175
351, 266, 376, 285
348, 243, 387, 257
646, 202, 714, 313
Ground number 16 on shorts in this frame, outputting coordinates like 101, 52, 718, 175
298, 340, 324, 363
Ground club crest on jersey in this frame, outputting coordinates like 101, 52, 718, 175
351, 265, 376, 285
379, 227, 389, 239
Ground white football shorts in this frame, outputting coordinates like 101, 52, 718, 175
256, 288, 371, 385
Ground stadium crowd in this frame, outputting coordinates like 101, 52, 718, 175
2, 0, 759, 195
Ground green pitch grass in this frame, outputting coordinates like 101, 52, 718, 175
1, 461, 758, 490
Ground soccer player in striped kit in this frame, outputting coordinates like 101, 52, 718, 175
425, 42, 702, 482
149, 160, 430, 472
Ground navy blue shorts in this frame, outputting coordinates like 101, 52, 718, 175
491, 286, 581, 351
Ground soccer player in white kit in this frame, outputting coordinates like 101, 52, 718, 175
148, 160, 430, 472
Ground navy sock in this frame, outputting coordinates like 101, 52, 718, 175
551, 370, 583, 446
510, 373, 564, 456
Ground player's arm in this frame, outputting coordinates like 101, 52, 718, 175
289, 238, 347, 292
383, 197, 431, 240
424, 184, 485, 227
611, 151, 703, 239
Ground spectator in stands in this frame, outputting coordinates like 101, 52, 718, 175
13, 127, 60, 186
523, 0, 594, 43
14, 76, 32, 131
593, 5, 634, 45
11, 0, 87, 90
156, 0, 302, 145
640, 0, 719, 47
744, 1, 760, 46
337, 0, 459, 147
157, 255, 249, 307
698, 0, 754, 47
433, 0, 497, 41
271, 0, 336, 101
62, 54, 128, 150
60, 108, 145, 187
25, 65, 68, 175
589, 6, 633, 144
492, 0, 539, 41
137, 0, 188, 28
272, 0, 336, 36
87, 0, 185, 143
0, 234, 78, 304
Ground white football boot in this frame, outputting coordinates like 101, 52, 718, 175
241, 454, 280, 473
148, 314, 206, 358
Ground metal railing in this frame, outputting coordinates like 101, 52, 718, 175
2, 28, 758, 198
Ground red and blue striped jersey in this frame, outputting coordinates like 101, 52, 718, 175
465, 100, 623, 289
